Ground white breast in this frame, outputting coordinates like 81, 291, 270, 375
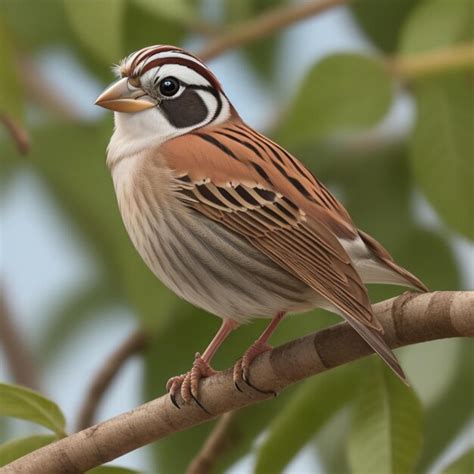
110, 153, 174, 287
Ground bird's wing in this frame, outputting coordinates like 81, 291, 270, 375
160, 120, 406, 380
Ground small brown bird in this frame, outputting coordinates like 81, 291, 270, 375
96, 45, 426, 406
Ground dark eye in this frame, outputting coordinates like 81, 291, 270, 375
159, 77, 180, 97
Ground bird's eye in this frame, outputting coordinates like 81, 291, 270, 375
159, 77, 180, 97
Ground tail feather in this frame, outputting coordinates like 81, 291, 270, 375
342, 314, 408, 384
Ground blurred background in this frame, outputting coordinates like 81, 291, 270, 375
1, 0, 473, 472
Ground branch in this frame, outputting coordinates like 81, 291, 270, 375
75, 329, 147, 431
17, 56, 83, 122
0, 114, 30, 155
387, 42, 474, 81
186, 412, 239, 474
0, 287, 39, 390
197, 0, 352, 61
4, 291, 473, 473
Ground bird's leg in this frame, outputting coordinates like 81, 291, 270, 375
166, 319, 237, 408
233, 311, 286, 391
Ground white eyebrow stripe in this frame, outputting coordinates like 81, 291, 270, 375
141, 63, 212, 87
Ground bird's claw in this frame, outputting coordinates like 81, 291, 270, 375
166, 353, 216, 411
233, 341, 276, 395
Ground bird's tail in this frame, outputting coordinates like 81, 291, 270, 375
358, 230, 428, 292
342, 313, 408, 384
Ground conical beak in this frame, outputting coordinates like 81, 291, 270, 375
95, 77, 156, 113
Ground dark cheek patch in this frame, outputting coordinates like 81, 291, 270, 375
160, 89, 208, 128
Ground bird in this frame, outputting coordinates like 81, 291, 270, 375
95, 44, 427, 407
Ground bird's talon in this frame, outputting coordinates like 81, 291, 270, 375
233, 341, 273, 393
191, 393, 211, 415
166, 355, 217, 407
170, 392, 181, 409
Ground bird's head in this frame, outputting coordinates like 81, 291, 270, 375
96, 45, 234, 148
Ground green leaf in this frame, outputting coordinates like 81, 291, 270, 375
255, 365, 358, 474
123, 1, 186, 56
0, 0, 73, 51
0, 383, 66, 437
131, 0, 194, 24
399, 0, 473, 53
63, 0, 125, 63
347, 359, 423, 474
330, 146, 412, 251
88, 466, 141, 474
277, 54, 393, 146
418, 341, 474, 471
410, 72, 474, 240
443, 447, 474, 474
0, 17, 24, 120
351, 0, 421, 53
0, 435, 57, 467
315, 409, 351, 474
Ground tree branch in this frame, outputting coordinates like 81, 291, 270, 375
75, 329, 147, 432
4, 291, 473, 473
186, 412, 239, 474
197, 0, 352, 61
0, 114, 30, 155
387, 42, 474, 81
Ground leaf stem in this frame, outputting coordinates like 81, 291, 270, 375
387, 42, 474, 80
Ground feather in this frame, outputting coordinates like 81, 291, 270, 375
159, 120, 412, 380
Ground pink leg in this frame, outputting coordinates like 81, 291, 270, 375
233, 311, 285, 388
167, 319, 237, 407
201, 319, 237, 363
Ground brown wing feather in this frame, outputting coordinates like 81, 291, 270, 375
161, 124, 378, 326
160, 120, 406, 380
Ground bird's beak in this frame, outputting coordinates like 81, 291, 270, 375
95, 77, 156, 113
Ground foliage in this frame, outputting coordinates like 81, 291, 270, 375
0, 383, 66, 437
0, 435, 58, 467
0, 0, 472, 472
277, 53, 393, 146
442, 447, 474, 474
347, 360, 423, 474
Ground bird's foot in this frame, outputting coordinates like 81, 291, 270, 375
233, 340, 275, 395
166, 352, 216, 412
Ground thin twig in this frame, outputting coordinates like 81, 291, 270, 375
387, 42, 474, 81
0, 114, 30, 155
197, 0, 352, 61
75, 329, 147, 431
16, 57, 83, 121
0, 286, 39, 390
186, 412, 239, 474
4, 291, 473, 474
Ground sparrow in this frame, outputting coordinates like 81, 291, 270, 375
95, 45, 427, 407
